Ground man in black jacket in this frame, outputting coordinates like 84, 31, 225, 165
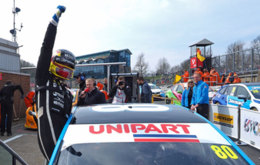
35, 6, 75, 161
78, 78, 106, 106
109, 76, 131, 103
0, 81, 24, 136
137, 77, 152, 103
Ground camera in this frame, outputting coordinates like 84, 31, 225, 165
119, 81, 125, 86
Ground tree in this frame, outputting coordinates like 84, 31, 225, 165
156, 57, 170, 75
227, 41, 244, 54
251, 35, 260, 49
20, 59, 35, 67
226, 41, 244, 72
134, 53, 149, 76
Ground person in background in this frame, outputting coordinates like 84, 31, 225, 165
181, 70, 189, 82
75, 72, 86, 92
195, 68, 203, 77
225, 72, 234, 84
77, 78, 106, 106
202, 68, 210, 85
103, 78, 108, 91
0, 81, 24, 136
220, 73, 226, 85
233, 73, 241, 83
109, 76, 131, 103
210, 67, 220, 86
137, 77, 152, 103
181, 79, 194, 109
191, 73, 209, 119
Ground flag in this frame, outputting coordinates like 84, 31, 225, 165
173, 74, 182, 84
197, 48, 205, 62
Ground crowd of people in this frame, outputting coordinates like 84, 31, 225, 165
75, 74, 152, 106
182, 67, 241, 86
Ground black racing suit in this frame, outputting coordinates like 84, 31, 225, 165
36, 23, 73, 161
0, 85, 24, 134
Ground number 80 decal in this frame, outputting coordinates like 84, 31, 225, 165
211, 145, 238, 159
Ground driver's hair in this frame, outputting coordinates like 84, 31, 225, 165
86, 78, 95, 85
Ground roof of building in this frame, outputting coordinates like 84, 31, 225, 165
72, 104, 206, 124
76, 49, 132, 60
189, 38, 214, 47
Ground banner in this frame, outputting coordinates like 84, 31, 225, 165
209, 105, 238, 138
190, 57, 203, 69
240, 109, 260, 150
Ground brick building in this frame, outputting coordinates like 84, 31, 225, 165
0, 38, 30, 118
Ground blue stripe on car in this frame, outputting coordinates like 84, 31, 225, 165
48, 107, 77, 165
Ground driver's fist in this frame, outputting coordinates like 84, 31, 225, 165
51, 5, 66, 26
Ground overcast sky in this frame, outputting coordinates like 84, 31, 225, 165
0, 0, 259, 71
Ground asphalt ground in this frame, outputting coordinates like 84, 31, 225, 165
0, 112, 259, 165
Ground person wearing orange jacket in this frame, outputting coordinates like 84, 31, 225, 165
233, 73, 241, 83
210, 67, 220, 86
202, 69, 210, 85
181, 70, 189, 82
194, 68, 203, 77
225, 72, 234, 84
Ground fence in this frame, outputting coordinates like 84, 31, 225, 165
212, 48, 260, 76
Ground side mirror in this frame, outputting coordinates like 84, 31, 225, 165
238, 95, 247, 102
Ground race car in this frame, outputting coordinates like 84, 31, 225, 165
148, 83, 165, 97
165, 83, 187, 105
48, 104, 254, 165
212, 83, 260, 111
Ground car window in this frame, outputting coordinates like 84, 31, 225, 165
235, 86, 249, 98
177, 85, 184, 92
57, 143, 249, 165
219, 87, 227, 94
171, 85, 176, 91
225, 86, 236, 96
247, 86, 260, 99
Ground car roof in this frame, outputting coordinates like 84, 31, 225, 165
72, 104, 207, 124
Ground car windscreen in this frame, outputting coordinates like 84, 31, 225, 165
57, 142, 249, 165
150, 85, 160, 89
248, 86, 260, 99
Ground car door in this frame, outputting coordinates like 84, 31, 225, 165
225, 86, 237, 106
233, 86, 251, 109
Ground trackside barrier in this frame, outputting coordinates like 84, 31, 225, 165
240, 108, 260, 150
151, 95, 178, 104
209, 104, 260, 150
209, 104, 239, 139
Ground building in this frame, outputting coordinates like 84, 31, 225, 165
75, 49, 132, 79
0, 38, 20, 72
0, 38, 30, 118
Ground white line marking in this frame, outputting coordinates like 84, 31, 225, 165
3, 134, 23, 144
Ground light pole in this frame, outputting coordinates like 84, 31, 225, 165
10, 0, 23, 43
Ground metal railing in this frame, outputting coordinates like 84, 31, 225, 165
212, 48, 260, 75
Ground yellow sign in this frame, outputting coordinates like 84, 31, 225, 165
213, 113, 234, 128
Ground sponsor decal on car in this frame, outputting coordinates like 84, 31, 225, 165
61, 123, 229, 150
214, 113, 234, 128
